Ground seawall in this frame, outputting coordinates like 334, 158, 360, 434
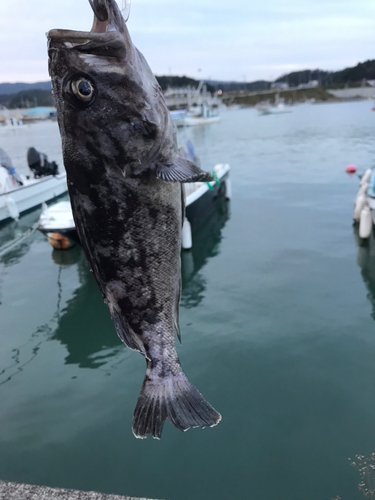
327, 87, 375, 99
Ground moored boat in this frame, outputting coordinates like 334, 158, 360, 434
0, 147, 67, 223
39, 163, 231, 250
353, 167, 375, 239
170, 109, 187, 127
257, 93, 292, 115
257, 101, 293, 115
184, 103, 220, 126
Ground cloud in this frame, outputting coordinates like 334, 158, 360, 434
0, 0, 374, 83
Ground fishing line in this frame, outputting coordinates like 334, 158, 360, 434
121, 0, 131, 21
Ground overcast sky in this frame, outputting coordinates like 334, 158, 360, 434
1, 0, 374, 83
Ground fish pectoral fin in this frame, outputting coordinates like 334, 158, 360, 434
132, 369, 221, 439
156, 157, 214, 183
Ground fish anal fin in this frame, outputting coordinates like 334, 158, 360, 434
174, 277, 182, 343
112, 312, 148, 357
132, 368, 221, 439
181, 183, 186, 227
156, 157, 213, 183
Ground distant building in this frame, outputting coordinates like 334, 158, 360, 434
298, 80, 319, 89
271, 82, 289, 90
307, 80, 319, 87
24, 107, 56, 120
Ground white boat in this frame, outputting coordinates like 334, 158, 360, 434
353, 168, 375, 239
257, 93, 292, 115
38, 163, 231, 250
184, 103, 220, 126
0, 147, 67, 223
257, 102, 293, 115
182, 81, 220, 126
169, 109, 187, 127
0, 107, 25, 130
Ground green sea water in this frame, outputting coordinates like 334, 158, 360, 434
1, 101, 375, 500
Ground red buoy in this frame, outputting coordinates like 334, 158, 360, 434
346, 164, 357, 174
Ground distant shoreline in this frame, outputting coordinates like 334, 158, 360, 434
222, 86, 374, 107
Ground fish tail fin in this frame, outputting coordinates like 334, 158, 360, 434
132, 368, 221, 439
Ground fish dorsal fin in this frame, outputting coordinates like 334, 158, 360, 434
156, 157, 213, 183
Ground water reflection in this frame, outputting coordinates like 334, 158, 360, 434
0, 247, 121, 386
51, 248, 122, 369
54, 200, 230, 365
1, 199, 230, 383
353, 226, 375, 321
0, 209, 41, 266
181, 199, 230, 308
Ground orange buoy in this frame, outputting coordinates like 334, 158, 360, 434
47, 232, 74, 250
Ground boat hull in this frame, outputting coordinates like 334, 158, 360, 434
258, 107, 292, 115
0, 173, 68, 223
185, 165, 230, 227
184, 116, 221, 126
39, 165, 231, 248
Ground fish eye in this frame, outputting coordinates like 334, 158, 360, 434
71, 78, 95, 102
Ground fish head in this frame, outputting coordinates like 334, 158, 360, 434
47, 0, 174, 185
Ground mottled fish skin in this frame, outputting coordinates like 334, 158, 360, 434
47, 0, 221, 439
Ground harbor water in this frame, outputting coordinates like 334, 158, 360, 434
1, 101, 375, 500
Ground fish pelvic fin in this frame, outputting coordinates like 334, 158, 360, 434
156, 157, 214, 183
132, 367, 221, 439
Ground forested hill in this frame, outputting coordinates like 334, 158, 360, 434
0, 89, 54, 108
1, 59, 374, 107
0, 81, 51, 95
276, 59, 375, 87
0, 76, 207, 109
0, 76, 202, 97
333, 59, 375, 84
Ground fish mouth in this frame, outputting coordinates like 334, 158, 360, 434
88, 0, 110, 24
47, 0, 127, 58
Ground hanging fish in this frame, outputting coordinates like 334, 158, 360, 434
47, 0, 221, 439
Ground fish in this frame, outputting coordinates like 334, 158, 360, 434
47, 0, 221, 439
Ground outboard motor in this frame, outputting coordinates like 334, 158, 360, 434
27, 147, 59, 178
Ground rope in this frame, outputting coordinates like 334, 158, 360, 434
206, 171, 221, 190
0, 222, 40, 258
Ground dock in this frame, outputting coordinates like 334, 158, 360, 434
0, 480, 162, 500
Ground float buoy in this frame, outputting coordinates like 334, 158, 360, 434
353, 194, 366, 221
182, 218, 192, 250
360, 168, 373, 186
359, 206, 372, 239
6, 197, 19, 220
346, 164, 357, 174
225, 178, 232, 200
47, 232, 74, 250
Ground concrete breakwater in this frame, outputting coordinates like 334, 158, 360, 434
222, 85, 375, 106
328, 87, 375, 99
0, 480, 162, 500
